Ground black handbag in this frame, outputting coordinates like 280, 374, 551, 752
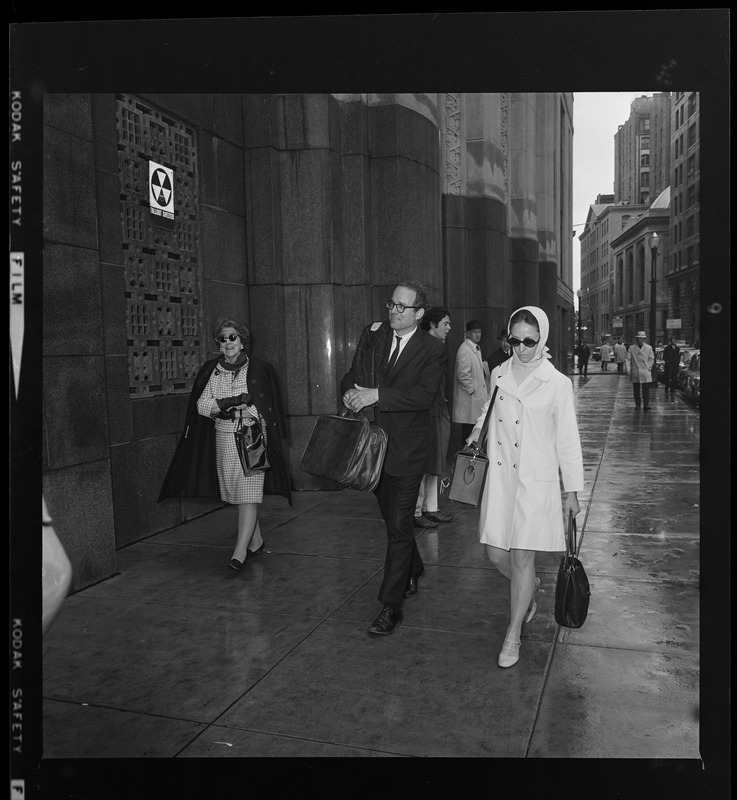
554, 511, 590, 628
299, 408, 388, 492
234, 410, 270, 474
443, 386, 498, 507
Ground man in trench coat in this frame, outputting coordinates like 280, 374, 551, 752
452, 319, 490, 442
625, 330, 655, 410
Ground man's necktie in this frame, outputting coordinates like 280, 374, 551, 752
386, 334, 402, 372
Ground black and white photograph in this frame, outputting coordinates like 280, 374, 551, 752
9, 12, 730, 800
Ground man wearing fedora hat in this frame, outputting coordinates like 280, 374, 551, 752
625, 330, 655, 410
452, 319, 490, 442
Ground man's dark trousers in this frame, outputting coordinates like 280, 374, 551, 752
374, 471, 424, 605
633, 382, 650, 407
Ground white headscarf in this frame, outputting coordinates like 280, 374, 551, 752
507, 305, 552, 365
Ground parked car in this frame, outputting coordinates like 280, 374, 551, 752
678, 350, 700, 407
591, 346, 615, 362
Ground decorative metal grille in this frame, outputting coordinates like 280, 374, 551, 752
116, 95, 203, 396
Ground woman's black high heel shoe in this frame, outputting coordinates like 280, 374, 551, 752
247, 542, 265, 557
228, 558, 244, 572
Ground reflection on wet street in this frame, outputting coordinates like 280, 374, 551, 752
42, 372, 699, 765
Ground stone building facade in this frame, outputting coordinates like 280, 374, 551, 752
41, 92, 574, 590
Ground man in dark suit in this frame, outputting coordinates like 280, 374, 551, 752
341, 281, 447, 636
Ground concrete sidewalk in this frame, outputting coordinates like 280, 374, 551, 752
41, 373, 703, 773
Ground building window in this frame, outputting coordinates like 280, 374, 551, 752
640, 154, 650, 167
641, 136, 650, 149
687, 123, 696, 148
627, 253, 634, 305
687, 215, 695, 238
687, 93, 697, 117
687, 246, 694, 267
638, 247, 646, 301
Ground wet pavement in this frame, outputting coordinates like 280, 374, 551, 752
40, 371, 707, 786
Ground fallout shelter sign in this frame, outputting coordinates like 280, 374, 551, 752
149, 160, 175, 222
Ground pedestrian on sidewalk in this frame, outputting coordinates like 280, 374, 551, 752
466, 306, 583, 669
625, 330, 655, 410
158, 318, 292, 571
663, 336, 681, 393
414, 306, 454, 528
452, 319, 490, 443
341, 281, 447, 636
575, 341, 590, 375
599, 341, 612, 370
614, 339, 627, 373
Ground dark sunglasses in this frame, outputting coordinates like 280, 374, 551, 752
218, 334, 240, 343
507, 336, 540, 348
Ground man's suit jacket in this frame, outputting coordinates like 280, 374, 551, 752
340, 321, 447, 477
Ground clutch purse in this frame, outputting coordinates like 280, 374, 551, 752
299, 409, 387, 492
234, 411, 270, 474
554, 511, 590, 628
442, 385, 498, 507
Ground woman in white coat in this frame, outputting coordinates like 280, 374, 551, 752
467, 306, 583, 668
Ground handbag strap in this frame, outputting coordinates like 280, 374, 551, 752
566, 511, 579, 558
476, 384, 499, 451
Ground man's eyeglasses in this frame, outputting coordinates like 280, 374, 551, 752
507, 336, 540, 348
218, 334, 240, 343
386, 300, 421, 313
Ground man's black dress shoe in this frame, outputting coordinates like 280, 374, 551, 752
404, 574, 421, 598
644, 406, 651, 411
228, 558, 244, 572
367, 605, 403, 635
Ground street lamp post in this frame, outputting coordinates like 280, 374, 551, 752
649, 232, 659, 384
576, 289, 582, 345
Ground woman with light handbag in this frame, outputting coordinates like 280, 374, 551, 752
465, 306, 584, 668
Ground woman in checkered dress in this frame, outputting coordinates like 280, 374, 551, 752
196, 319, 269, 571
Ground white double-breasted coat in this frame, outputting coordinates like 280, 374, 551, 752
473, 357, 584, 551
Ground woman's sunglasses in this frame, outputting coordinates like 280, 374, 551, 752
507, 336, 540, 348
218, 334, 240, 343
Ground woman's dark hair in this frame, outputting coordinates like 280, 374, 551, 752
509, 308, 539, 332
213, 318, 251, 351
421, 306, 450, 331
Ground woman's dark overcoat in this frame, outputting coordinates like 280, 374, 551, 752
158, 355, 293, 504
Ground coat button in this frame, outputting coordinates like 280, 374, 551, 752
497, 461, 502, 465
515, 420, 520, 424
498, 418, 503, 422
497, 441, 502, 445
500, 396, 504, 400
513, 464, 517, 468
514, 442, 519, 447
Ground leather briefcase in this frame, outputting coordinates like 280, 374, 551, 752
554, 512, 591, 628
299, 409, 388, 492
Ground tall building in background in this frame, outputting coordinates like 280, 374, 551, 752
667, 91, 700, 344
578, 195, 649, 344
614, 93, 672, 205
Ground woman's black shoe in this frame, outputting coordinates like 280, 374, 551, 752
228, 558, 244, 571
247, 542, 265, 557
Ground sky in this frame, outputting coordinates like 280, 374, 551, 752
572, 91, 653, 292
